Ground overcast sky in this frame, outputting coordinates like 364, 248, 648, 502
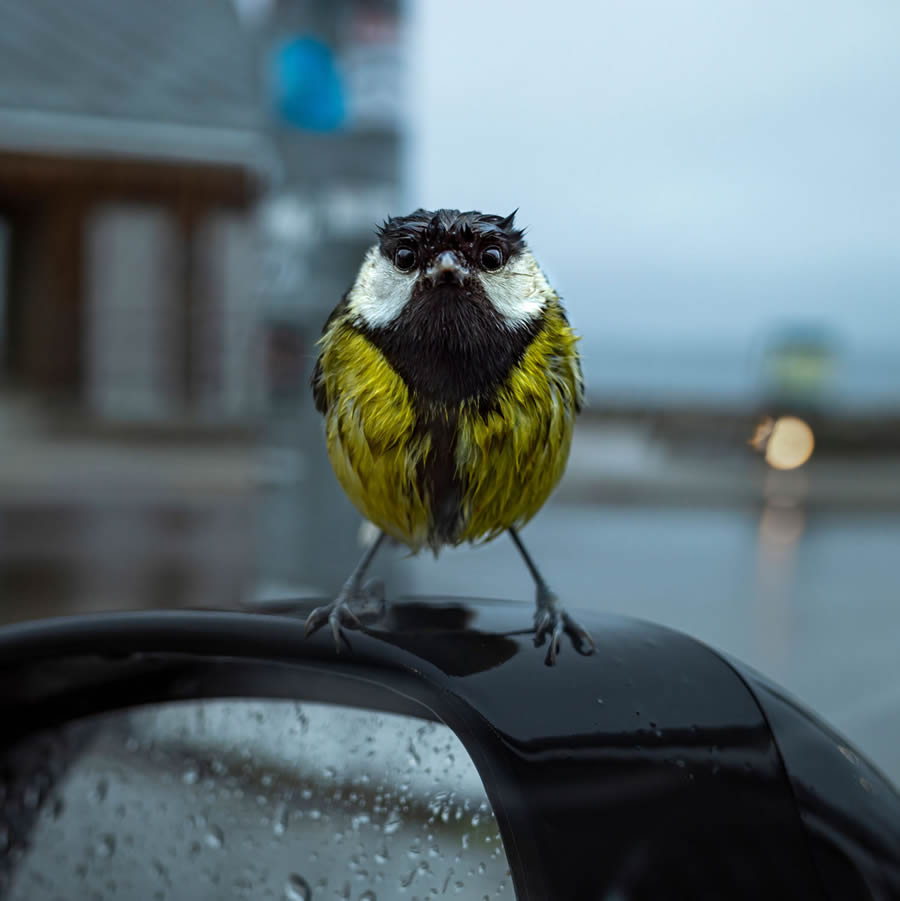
406, 0, 900, 367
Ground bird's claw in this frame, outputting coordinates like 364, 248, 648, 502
533, 592, 595, 666
304, 579, 386, 653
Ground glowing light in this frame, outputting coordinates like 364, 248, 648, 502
763, 417, 815, 470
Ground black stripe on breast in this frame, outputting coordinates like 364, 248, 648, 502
362, 284, 543, 409
413, 409, 462, 545
360, 288, 544, 545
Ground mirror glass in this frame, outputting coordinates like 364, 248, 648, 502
2, 700, 513, 900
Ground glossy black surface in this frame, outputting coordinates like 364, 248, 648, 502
734, 662, 900, 901
0, 599, 898, 900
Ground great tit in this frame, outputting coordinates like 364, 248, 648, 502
305, 209, 593, 664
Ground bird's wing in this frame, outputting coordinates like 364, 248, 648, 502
311, 292, 350, 414
555, 300, 585, 414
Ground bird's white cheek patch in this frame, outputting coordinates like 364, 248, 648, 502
479, 251, 549, 326
348, 247, 415, 328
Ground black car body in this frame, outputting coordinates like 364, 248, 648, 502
0, 599, 898, 900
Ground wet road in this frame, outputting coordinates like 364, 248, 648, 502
398, 502, 900, 785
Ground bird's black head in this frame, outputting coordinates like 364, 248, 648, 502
376, 208, 526, 289
344, 207, 551, 406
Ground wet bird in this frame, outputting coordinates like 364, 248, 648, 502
305, 208, 594, 664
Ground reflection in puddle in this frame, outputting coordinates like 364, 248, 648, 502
0, 504, 251, 624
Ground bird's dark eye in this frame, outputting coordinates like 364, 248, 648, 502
393, 246, 417, 272
480, 246, 504, 271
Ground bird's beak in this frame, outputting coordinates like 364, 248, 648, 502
424, 250, 468, 287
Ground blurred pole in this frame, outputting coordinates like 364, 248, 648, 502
246, 0, 409, 602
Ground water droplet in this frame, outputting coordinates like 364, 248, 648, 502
273, 803, 289, 836
358, 893, 377, 901
839, 745, 860, 765
151, 858, 169, 880
471, 813, 481, 826
675, 759, 686, 769
596, 697, 604, 704
204, 825, 225, 849
96, 834, 116, 859
284, 873, 311, 901
308, 809, 321, 821
91, 779, 109, 803
182, 767, 199, 785
324, 766, 337, 780
461, 833, 469, 849
383, 814, 401, 835
374, 846, 389, 865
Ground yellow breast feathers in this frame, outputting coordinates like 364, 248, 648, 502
315, 301, 583, 551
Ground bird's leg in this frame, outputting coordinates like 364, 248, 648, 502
508, 528, 595, 666
304, 530, 388, 653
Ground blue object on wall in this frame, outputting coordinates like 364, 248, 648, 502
270, 36, 345, 132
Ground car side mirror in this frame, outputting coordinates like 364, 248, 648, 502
3, 698, 509, 900
1, 603, 899, 900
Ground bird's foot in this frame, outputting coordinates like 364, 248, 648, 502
304, 578, 386, 653
533, 588, 595, 666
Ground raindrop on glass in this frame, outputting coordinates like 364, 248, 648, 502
91, 779, 109, 803
273, 803, 289, 836
284, 873, 311, 901
204, 825, 225, 849
95, 834, 116, 859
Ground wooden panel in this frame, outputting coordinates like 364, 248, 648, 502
0, 151, 259, 209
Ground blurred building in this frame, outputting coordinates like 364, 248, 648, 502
0, 0, 409, 620
0, 0, 271, 420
